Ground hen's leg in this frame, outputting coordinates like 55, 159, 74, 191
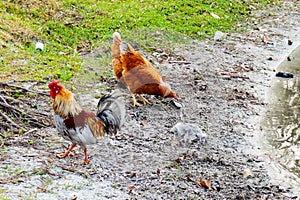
138, 94, 151, 105
58, 143, 77, 158
131, 94, 142, 106
80, 148, 91, 164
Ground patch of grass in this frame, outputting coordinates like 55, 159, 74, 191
0, 0, 273, 83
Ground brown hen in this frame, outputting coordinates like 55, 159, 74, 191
111, 32, 177, 106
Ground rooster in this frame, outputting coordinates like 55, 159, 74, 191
48, 81, 125, 164
111, 32, 177, 106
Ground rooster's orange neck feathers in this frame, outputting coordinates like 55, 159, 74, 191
53, 87, 82, 118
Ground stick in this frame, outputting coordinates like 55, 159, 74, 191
0, 102, 49, 128
0, 82, 48, 96
0, 111, 22, 129
168, 60, 191, 64
0, 95, 9, 105
0, 95, 50, 117
23, 128, 38, 136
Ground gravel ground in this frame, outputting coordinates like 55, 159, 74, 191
1, 1, 300, 199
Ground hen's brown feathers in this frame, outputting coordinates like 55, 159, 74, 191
111, 32, 176, 103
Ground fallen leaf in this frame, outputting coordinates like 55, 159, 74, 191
127, 185, 136, 192
37, 185, 47, 192
140, 119, 148, 126
243, 168, 253, 179
156, 168, 160, 177
70, 196, 77, 200
199, 178, 211, 189
263, 34, 274, 45
129, 172, 136, 178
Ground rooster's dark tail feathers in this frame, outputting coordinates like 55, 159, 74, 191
96, 90, 125, 135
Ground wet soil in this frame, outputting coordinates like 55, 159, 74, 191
1, 1, 300, 199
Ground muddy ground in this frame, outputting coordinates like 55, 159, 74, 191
1, 1, 300, 199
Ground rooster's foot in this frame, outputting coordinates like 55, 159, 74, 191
57, 153, 69, 159
57, 143, 77, 159
80, 148, 90, 164
80, 159, 91, 165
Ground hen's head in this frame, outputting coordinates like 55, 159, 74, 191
48, 80, 62, 99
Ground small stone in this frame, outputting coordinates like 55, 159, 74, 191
170, 122, 207, 144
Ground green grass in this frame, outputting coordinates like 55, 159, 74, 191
0, 0, 273, 83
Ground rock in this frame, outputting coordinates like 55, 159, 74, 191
213, 31, 225, 41
170, 122, 207, 144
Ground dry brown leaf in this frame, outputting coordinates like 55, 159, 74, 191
129, 172, 136, 178
70, 196, 77, 200
127, 185, 136, 192
199, 178, 211, 189
37, 185, 47, 192
263, 35, 273, 44
156, 168, 160, 177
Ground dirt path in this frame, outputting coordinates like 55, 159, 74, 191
1, 1, 300, 199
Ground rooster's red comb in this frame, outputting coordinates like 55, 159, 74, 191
48, 80, 60, 88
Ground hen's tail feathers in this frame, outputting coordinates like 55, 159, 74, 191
113, 32, 121, 42
120, 42, 135, 55
96, 89, 126, 135
112, 32, 122, 59
112, 32, 135, 55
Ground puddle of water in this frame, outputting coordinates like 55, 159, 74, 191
261, 45, 300, 193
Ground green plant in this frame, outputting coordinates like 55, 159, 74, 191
0, 0, 272, 83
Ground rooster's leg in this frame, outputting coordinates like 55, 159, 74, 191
131, 94, 142, 106
80, 148, 90, 164
58, 143, 77, 158
138, 94, 151, 105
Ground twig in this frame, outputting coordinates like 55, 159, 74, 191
0, 95, 50, 117
0, 121, 18, 133
23, 128, 38, 136
0, 94, 22, 104
168, 60, 191, 64
0, 102, 50, 128
0, 95, 9, 105
0, 111, 22, 129
0, 82, 48, 96
10, 80, 47, 84
27, 119, 49, 128
0, 102, 35, 119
